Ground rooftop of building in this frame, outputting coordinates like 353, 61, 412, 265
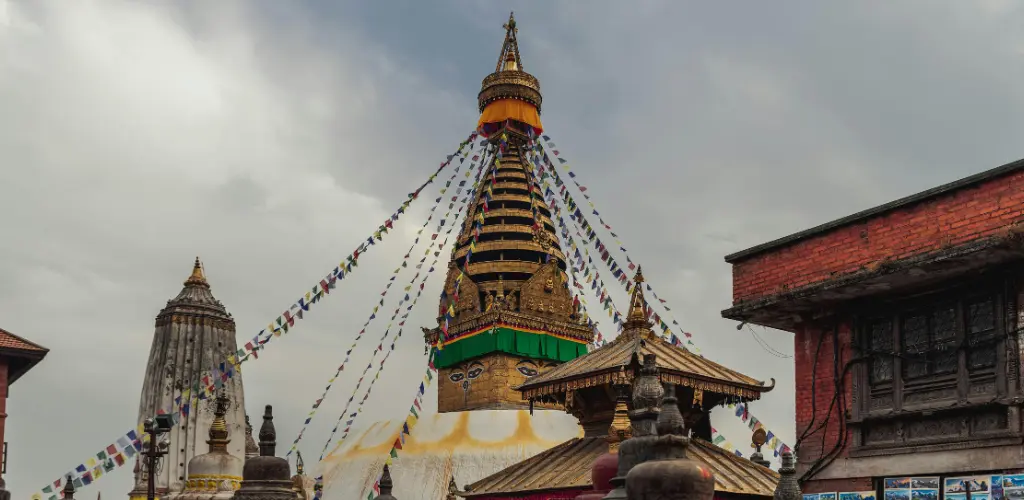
520, 269, 771, 402
460, 435, 778, 498
724, 156, 1024, 263
0, 326, 49, 384
722, 156, 1024, 330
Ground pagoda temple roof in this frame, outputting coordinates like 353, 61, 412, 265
0, 326, 49, 384
517, 326, 771, 401
460, 436, 778, 498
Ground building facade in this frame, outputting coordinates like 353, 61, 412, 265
0, 327, 48, 498
723, 160, 1024, 493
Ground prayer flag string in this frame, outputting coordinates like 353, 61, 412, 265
317, 152, 487, 462
316, 353, 438, 500
533, 134, 792, 458
33, 132, 479, 499
525, 144, 622, 343
436, 135, 504, 348
286, 150, 480, 457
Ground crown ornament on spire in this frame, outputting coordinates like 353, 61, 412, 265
478, 11, 541, 115
184, 256, 209, 287
623, 267, 653, 329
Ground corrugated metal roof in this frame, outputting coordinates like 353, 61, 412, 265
0, 327, 48, 353
462, 436, 779, 497
518, 328, 770, 400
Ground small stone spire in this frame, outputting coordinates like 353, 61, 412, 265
62, 476, 76, 500
236, 404, 295, 499
259, 404, 276, 457
630, 354, 663, 437
376, 464, 398, 500
773, 450, 802, 500
655, 384, 685, 437
184, 256, 209, 287
624, 380, 716, 500
244, 414, 259, 460
207, 391, 231, 452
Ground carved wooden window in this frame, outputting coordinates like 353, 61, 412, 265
859, 283, 1007, 416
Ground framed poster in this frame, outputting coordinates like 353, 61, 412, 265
839, 491, 877, 500
885, 477, 912, 500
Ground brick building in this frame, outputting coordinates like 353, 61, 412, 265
0, 327, 48, 494
722, 159, 1024, 494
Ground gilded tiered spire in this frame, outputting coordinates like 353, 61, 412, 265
607, 371, 632, 454
185, 256, 208, 287
477, 12, 543, 133
207, 391, 231, 451
626, 268, 650, 324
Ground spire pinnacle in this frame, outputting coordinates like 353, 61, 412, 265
625, 267, 651, 326
496, 11, 523, 73
184, 256, 208, 287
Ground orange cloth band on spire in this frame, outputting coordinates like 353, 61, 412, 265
477, 99, 543, 132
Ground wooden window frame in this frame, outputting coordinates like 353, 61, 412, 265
849, 273, 1019, 455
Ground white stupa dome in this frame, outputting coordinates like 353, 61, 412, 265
319, 409, 581, 499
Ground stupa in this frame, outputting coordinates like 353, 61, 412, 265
165, 391, 243, 499
128, 258, 248, 499
318, 13, 590, 498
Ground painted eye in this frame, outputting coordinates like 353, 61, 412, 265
467, 367, 484, 379
517, 366, 538, 377
449, 372, 465, 383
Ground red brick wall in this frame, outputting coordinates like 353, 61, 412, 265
731, 170, 1024, 304
794, 322, 859, 492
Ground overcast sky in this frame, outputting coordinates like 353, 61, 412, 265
4, 0, 1024, 497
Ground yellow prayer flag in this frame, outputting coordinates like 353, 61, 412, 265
87, 458, 97, 468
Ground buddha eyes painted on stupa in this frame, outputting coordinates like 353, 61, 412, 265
448, 361, 486, 383
516, 360, 539, 377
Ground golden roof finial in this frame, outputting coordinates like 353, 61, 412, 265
185, 256, 208, 287
607, 376, 632, 454
625, 266, 650, 325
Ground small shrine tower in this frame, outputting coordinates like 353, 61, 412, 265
129, 258, 247, 498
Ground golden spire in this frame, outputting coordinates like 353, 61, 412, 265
207, 391, 231, 452
624, 267, 651, 326
607, 369, 632, 454
497, 12, 522, 73
184, 256, 209, 287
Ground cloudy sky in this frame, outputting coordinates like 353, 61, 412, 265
4, 0, 1024, 497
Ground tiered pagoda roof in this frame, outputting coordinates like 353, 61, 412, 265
461, 435, 778, 498
518, 268, 773, 403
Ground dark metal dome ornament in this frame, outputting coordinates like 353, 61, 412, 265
625, 383, 716, 500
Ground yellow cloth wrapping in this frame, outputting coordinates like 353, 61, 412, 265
477, 99, 543, 132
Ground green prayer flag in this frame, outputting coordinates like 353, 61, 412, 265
390, 448, 398, 458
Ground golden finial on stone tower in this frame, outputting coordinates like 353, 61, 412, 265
624, 267, 651, 327
184, 256, 208, 287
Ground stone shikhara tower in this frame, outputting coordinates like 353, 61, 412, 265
129, 258, 247, 498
